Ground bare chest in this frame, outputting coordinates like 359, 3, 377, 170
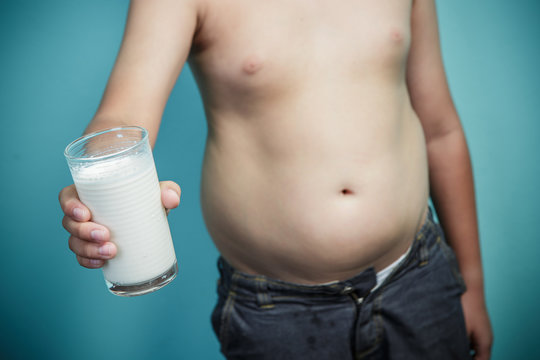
190, 0, 413, 103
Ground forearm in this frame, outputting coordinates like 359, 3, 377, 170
84, 116, 129, 134
84, 113, 161, 148
427, 126, 485, 296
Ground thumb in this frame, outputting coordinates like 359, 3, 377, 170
160, 181, 181, 212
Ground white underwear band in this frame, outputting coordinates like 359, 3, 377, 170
373, 244, 413, 291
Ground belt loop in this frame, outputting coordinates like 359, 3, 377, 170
255, 277, 274, 309
417, 233, 429, 267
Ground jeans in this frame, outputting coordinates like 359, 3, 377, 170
211, 207, 470, 359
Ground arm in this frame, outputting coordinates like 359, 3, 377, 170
87, 0, 200, 146
60, 0, 199, 268
406, 0, 493, 358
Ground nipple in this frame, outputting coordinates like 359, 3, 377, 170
242, 55, 264, 75
390, 28, 403, 43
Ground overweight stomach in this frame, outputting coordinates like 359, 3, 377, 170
199, 90, 430, 284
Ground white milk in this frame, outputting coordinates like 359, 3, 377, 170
72, 153, 176, 285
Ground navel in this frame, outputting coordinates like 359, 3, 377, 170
341, 188, 354, 195
242, 54, 264, 75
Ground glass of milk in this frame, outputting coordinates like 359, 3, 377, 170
64, 126, 178, 296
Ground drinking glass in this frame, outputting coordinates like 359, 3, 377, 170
64, 126, 178, 296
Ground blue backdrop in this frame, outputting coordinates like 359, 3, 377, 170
1, 1, 538, 359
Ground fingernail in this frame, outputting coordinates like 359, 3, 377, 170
89, 259, 103, 267
168, 189, 180, 202
98, 243, 113, 256
91, 230, 106, 242
73, 207, 85, 220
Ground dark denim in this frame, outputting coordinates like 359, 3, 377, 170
211, 207, 470, 359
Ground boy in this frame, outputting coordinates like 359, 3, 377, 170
59, 0, 492, 358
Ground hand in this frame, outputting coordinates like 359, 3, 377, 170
461, 289, 493, 360
59, 181, 181, 268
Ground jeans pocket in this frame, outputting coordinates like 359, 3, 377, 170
437, 225, 467, 294
211, 290, 236, 353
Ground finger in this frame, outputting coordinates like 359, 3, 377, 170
160, 181, 181, 210
76, 255, 105, 269
68, 236, 117, 260
62, 216, 110, 243
59, 184, 91, 221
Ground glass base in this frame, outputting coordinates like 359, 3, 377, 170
105, 261, 178, 297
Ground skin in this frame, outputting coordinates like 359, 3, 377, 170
59, 0, 492, 357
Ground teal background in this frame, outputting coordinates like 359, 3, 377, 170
0, 0, 538, 359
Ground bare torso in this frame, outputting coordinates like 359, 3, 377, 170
189, 0, 429, 283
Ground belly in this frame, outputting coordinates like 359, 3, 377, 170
199, 87, 429, 284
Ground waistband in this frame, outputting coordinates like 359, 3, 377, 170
217, 205, 440, 303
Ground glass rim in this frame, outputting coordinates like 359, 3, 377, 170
64, 126, 148, 162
